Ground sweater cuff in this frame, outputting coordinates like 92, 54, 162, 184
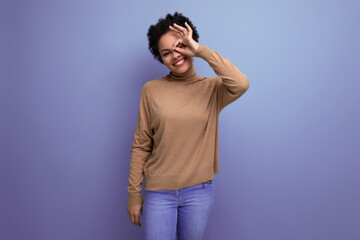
127, 192, 143, 206
194, 44, 213, 60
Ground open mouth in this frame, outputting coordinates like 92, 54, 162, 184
173, 58, 186, 67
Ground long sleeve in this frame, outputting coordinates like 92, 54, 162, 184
195, 44, 249, 111
127, 83, 153, 206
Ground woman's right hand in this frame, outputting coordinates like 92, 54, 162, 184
127, 204, 143, 227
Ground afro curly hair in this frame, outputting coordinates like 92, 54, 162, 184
147, 12, 199, 64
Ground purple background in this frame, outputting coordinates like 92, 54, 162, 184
2, 0, 360, 239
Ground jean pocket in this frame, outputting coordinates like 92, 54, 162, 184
205, 180, 213, 184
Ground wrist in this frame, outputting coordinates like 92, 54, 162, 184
194, 42, 200, 53
194, 43, 201, 57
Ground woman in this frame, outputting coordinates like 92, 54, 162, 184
127, 12, 249, 240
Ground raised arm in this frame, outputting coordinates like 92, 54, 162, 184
195, 44, 249, 111
127, 83, 153, 207
168, 23, 249, 110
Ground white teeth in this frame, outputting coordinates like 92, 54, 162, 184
174, 59, 185, 66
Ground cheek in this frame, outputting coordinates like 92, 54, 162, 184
163, 62, 171, 69
164, 59, 173, 67
161, 56, 166, 64
163, 60, 170, 67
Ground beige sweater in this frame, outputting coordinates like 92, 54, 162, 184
127, 44, 249, 206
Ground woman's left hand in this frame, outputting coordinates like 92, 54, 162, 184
169, 22, 200, 57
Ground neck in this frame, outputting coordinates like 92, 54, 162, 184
165, 64, 202, 83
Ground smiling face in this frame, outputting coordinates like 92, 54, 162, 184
158, 31, 194, 74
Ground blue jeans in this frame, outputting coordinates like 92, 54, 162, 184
142, 180, 215, 240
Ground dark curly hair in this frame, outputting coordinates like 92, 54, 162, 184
147, 12, 200, 64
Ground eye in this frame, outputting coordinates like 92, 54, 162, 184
163, 52, 169, 56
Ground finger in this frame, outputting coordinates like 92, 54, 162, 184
169, 25, 182, 35
172, 39, 185, 54
134, 214, 140, 226
185, 22, 193, 35
131, 213, 139, 225
173, 23, 187, 32
172, 39, 182, 49
174, 46, 185, 55
172, 31, 184, 41
173, 23, 187, 36
169, 26, 184, 38
139, 215, 142, 227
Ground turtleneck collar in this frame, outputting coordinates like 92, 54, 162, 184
165, 64, 202, 83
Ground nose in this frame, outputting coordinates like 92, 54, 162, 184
172, 49, 181, 59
